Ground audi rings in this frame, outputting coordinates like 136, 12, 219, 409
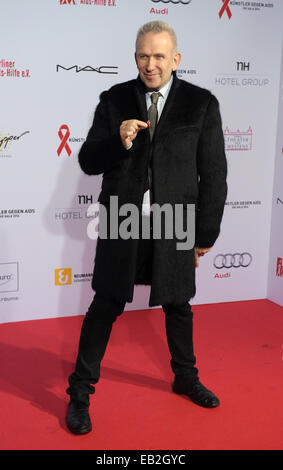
213, 253, 252, 269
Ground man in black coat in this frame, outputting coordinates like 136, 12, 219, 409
66, 21, 227, 435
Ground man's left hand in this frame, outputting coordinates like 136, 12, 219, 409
194, 247, 211, 267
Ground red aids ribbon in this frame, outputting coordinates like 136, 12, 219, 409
219, 0, 232, 19
57, 124, 71, 156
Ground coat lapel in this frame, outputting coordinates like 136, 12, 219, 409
134, 76, 148, 122
133, 76, 151, 147
154, 72, 181, 141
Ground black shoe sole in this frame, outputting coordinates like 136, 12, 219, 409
66, 423, 92, 435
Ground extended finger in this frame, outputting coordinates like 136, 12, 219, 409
134, 120, 148, 129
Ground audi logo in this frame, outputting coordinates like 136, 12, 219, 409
213, 253, 252, 269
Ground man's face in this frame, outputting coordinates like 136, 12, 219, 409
135, 31, 181, 91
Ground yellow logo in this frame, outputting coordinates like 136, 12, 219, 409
55, 268, 72, 285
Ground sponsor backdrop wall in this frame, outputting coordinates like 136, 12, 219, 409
268, 39, 283, 307
0, 0, 282, 324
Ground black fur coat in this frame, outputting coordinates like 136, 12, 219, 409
78, 73, 227, 306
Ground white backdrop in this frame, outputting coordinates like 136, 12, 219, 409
267, 38, 283, 307
0, 0, 282, 324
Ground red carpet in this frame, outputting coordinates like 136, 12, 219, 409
0, 299, 282, 450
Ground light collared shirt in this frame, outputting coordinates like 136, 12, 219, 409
145, 74, 173, 122
142, 75, 174, 215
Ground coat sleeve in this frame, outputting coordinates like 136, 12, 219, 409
195, 94, 227, 248
78, 90, 131, 175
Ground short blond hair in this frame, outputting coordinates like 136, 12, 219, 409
136, 21, 178, 54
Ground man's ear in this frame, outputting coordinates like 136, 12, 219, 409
172, 52, 181, 71
134, 52, 138, 66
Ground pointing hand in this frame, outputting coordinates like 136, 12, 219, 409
120, 119, 148, 149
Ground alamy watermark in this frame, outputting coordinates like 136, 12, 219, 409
86, 196, 195, 251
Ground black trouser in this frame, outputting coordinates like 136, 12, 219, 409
67, 222, 198, 406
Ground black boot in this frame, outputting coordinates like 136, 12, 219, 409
173, 375, 220, 407
66, 400, 92, 435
